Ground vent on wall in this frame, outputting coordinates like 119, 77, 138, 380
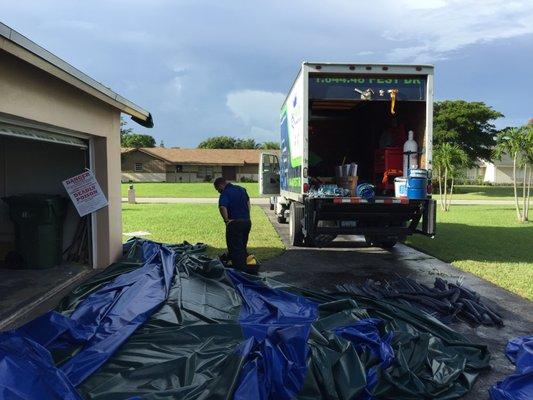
0, 124, 88, 148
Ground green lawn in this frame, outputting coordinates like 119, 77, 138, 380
122, 203, 284, 261
121, 182, 259, 198
122, 183, 518, 200
407, 206, 533, 300
434, 185, 518, 200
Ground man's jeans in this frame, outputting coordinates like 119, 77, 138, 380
226, 219, 251, 270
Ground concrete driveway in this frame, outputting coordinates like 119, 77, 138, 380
259, 206, 533, 400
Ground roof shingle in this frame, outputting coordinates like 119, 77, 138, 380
121, 148, 279, 166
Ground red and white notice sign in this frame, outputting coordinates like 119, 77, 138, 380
63, 170, 108, 217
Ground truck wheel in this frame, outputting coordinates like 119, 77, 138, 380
277, 215, 287, 224
270, 203, 275, 211
289, 202, 304, 246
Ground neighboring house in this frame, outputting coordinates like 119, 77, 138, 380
0, 22, 152, 272
467, 154, 526, 184
121, 148, 277, 182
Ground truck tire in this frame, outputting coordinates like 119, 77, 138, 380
289, 202, 304, 246
277, 215, 287, 224
270, 203, 275, 211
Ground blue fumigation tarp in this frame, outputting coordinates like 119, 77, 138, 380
0, 331, 82, 400
0, 239, 175, 398
228, 270, 319, 400
490, 335, 533, 400
228, 271, 399, 400
334, 319, 394, 398
0, 239, 491, 399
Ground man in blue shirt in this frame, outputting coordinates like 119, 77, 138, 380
214, 177, 251, 270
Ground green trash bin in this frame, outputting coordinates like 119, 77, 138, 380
3, 194, 68, 269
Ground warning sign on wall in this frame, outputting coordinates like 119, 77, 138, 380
63, 170, 108, 217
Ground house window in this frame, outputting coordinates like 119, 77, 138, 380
197, 166, 214, 180
134, 162, 143, 172
175, 165, 183, 173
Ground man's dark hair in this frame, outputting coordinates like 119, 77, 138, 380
213, 177, 226, 187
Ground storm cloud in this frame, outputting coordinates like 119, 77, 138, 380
1, 0, 532, 146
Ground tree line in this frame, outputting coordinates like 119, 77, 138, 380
120, 119, 279, 150
197, 136, 279, 149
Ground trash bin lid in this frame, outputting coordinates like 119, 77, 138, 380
3, 193, 66, 204
2, 194, 68, 215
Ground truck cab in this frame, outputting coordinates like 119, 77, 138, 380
260, 62, 436, 248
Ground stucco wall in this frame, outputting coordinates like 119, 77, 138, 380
0, 50, 123, 268
483, 164, 526, 184
492, 167, 524, 184
0, 51, 116, 138
121, 151, 167, 173
239, 164, 258, 174
121, 159, 261, 183
122, 172, 166, 182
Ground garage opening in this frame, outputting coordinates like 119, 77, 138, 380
0, 123, 93, 328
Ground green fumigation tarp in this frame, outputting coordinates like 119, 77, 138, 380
71, 242, 489, 399
1, 239, 490, 399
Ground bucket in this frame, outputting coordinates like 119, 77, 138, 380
407, 170, 428, 200
407, 188, 427, 199
408, 169, 428, 179
394, 177, 407, 198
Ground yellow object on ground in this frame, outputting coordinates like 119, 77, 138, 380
246, 254, 259, 266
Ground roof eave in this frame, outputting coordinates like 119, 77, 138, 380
0, 22, 153, 128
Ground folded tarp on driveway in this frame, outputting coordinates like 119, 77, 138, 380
0, 239, 491, 399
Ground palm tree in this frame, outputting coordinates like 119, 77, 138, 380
493, 126, 531, 222
520, 123, 533, 221
434, 143, 469, 211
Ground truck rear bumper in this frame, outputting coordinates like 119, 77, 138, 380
303, 197, 436, 238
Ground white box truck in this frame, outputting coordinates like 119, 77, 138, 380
260, 62, 436, 248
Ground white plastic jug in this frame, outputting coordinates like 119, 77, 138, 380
403, 130, 418, 177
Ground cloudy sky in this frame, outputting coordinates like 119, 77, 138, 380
1, 0, 532, 147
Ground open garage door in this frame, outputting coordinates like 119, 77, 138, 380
0, 120, 95, 329
0, 121, 92, 265
0, 123, 88, 149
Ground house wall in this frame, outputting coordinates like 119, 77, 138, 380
0, 50, 123, 268
491, 166, 525, 184
482, 163, 526, 184
237, 164, 259, 181
466, 166, 487, 181
121, 151, 167, 173
166, 164, 223, 183
0, 51, 116, 138
120, 159, 261, 183
122, 172, 166, 182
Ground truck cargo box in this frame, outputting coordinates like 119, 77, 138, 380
260, 63, 436, 247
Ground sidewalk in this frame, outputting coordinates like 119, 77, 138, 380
443, 199, 520, 205
122, 197, 270, 204
122, 197, 519, 205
